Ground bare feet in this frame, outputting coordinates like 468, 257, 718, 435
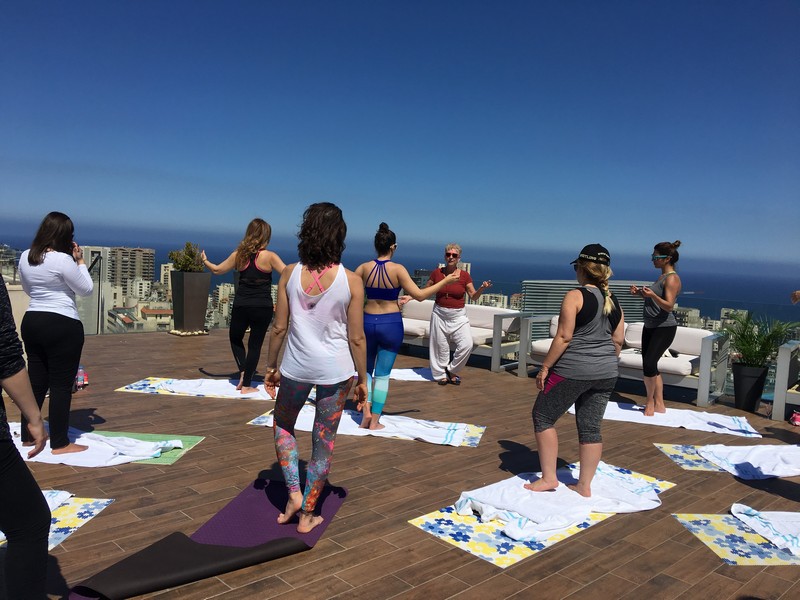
240, 386, 259, 394
359, 403, 373, 429
369, 420, 385, 431
51, 443, 88, 455
297, 512, 324, 534
22, 441, 35, 447
277, 492, 303, 524
236, 372, 244, 390
523, 478, 559, 492
643, 401, 666, 416
567, 482, 592, 497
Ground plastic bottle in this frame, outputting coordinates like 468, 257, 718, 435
76, 365, 85, 390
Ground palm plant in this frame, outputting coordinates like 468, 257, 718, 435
725, 312, 799, 367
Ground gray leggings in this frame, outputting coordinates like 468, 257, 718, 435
532, 373, 617, 444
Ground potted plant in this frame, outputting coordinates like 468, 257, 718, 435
168, 243, 211, 333
724, 312, 799, 412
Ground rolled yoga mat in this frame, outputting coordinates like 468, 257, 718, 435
69, 478, 346, 600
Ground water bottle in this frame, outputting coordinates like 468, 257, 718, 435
76, 365, 85, 390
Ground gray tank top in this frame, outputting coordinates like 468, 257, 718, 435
553, 286, 619, 380
643, 273, 678, 329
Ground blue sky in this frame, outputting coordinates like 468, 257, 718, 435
1, 1, 798, 269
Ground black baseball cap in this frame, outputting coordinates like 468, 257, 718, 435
570, 244, 611, 266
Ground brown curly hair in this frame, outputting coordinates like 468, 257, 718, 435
235, 218, 272, 270
297, 203, 347, 269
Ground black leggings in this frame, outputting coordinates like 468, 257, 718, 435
0, 440, 50, 599
229, 305, 274, 387
21, 311, 84, 449
641, 325, 677, 377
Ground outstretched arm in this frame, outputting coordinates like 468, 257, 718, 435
395, 266, 460, 301
466, 279, 492, 301
201, 250, 237, 275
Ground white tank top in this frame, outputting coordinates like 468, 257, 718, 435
279, 263, 355, 385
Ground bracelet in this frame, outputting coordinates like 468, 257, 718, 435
265, 368, 277, 373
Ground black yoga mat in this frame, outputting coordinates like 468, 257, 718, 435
69, 479, 346, 600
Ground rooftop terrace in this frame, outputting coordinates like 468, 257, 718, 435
5, 329, 800, 599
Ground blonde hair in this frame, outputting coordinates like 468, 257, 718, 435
577, 260, 615, 315
235, 218, 272, 270
445, 243, 462, 256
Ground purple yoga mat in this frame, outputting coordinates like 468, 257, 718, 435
69, 479, 347, 600
191, 478, 346, 548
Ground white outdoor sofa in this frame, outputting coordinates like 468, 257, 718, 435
522, 316, 729, 407
772, 340, 800, 421
400, 299, 533, 372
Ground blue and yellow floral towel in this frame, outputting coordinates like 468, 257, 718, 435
409, 463, 674, 568
653, 443, 726, 472
0, 490, 113, 550
674, 506, 800, 566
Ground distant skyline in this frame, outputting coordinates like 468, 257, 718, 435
2, 1, 798, 267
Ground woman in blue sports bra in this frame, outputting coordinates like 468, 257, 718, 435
354, 223, 459, 429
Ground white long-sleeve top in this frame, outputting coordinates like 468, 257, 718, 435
19, 250, 94, 320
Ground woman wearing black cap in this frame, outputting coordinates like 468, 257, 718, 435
525, 244, 624, 497
629, 241, 682, 416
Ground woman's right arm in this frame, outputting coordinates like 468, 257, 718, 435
201, 250, 237, 275
264, 264, 294, 393
535, 289, 581, 390
346, 270, 368, 406
61, 250, 94, 297
396, 266, 459, 301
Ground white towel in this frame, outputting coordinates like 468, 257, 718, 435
257, 404, 470, 446
572, 401, 761, 438
696, 444, 800, 479
732, 503, 800, 556
455, 462, 662, 541
10, 423, 182, 467
389, 368, 435, 382
162, 378, 276, 399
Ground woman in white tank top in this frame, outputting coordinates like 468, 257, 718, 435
264, 203, 366, 534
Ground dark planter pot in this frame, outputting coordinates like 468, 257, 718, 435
170, 271, 212, 332
732, 363, 768, 413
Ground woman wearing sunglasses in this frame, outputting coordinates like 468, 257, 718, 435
629, 240, 682, 416
425, 243, 491, 386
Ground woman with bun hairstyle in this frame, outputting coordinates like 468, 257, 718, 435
202, 218, 285, 394
629, 241, 682, 416
527, 244, 624, 497
354, 223, 459, 429
19, 211, 93, 454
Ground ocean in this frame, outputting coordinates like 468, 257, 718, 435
3, 229, 797, 322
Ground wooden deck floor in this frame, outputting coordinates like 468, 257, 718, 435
6, 329, 800, 600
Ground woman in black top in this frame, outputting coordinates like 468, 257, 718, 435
0, 274, 51, 599
202, 219, 286, 394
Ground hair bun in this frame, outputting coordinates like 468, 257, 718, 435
378, 222, 389, 233
673, 240, 681, 248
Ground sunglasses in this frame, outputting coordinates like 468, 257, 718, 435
445, 252, 459, 258
651, 254, 668, 260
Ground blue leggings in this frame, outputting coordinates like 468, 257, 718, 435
273, 376, 352, 513
364, 312, 404, 416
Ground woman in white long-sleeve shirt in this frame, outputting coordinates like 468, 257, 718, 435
19, 212, 93, 454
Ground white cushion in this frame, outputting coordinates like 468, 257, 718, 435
401, 300, 435, 321
549, 315, 559, 337
464, 304, 517, 331
625, 322, 644, 349
671, 328, 711, 356
470, 327, 496, 346
402, 318, 429, 338
530, 339, 553, 359
618, 348, 696, 376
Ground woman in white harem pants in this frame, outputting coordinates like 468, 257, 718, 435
425, 244, 491, 386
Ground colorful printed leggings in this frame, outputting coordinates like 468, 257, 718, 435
364, 312, 404, 416
273, 376, 352, 513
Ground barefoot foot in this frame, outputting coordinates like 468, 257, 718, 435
240, 386, 259, 394
643, 402, 655, 417
51, 443, 88, 455
277, 492, 303, 524
236, 372, 244, 390
523, 478, 559, 492
654, 401, 667, 414
567, 482, 592, 497
297, 512, 324, 534
369, 422, 386, 431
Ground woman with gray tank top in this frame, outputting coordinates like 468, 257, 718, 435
526, 244, 625, 498
629, 241, 682, 416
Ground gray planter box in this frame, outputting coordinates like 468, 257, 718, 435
170, 271, 212, 332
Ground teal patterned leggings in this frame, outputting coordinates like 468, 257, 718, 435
273, 376, 352, 513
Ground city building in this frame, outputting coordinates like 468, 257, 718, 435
108, 247, 155, 296
475, 293, 508, 308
